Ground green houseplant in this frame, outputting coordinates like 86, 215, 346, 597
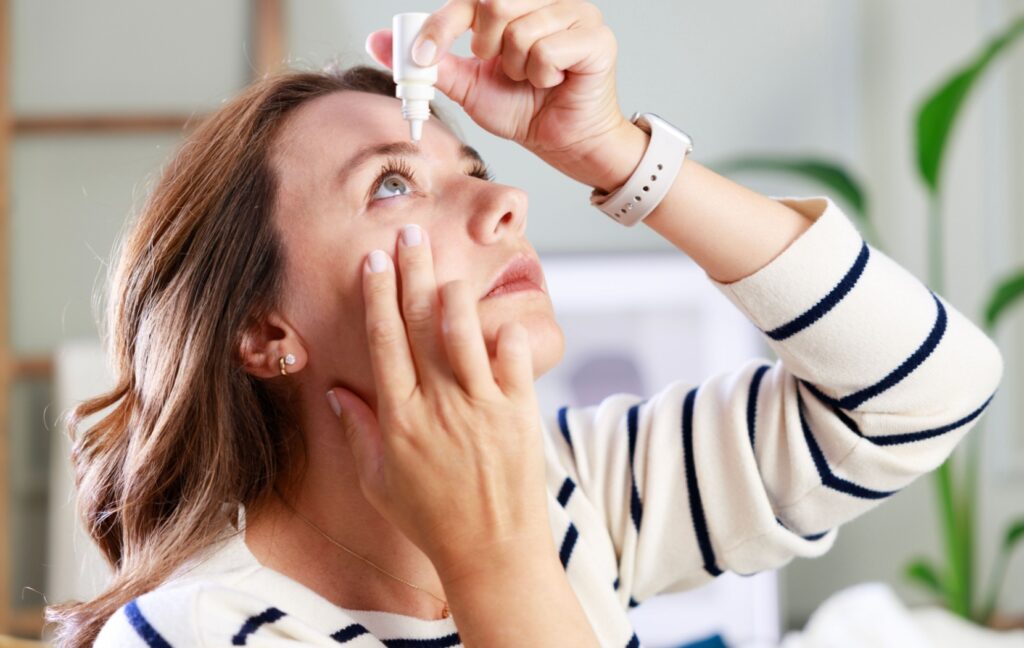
710, 13, 1024, 628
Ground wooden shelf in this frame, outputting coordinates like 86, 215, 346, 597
14, 114, 204, 134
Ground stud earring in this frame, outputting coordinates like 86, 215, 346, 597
279, 353, 297, 376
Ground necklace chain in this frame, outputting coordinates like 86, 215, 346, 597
272, 487, 449, 619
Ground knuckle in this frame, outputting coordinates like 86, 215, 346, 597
533, 38, 556, 63
504, 19, 530, 53
482, 0, 514, 21
367, 318, 402, 348
425, 12, 451, 40
583, 2, 603, 24
364, 275, 392, 300
403, 298, 434, 325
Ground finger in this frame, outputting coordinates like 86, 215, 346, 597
328, 387, 384, 497
395, 224, 453, 387
362, 248, 418, 409
440, 279, 499, 398
493, 321, 533, 398
472, 0, 549, 60
364, 29, 392, 68
525, 23, 614, 88
501, 0, 600, 82
413, 0, 478, 66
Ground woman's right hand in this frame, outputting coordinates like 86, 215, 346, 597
326, 223, 552, 583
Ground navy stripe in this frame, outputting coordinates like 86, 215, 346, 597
124, 600, 172, 648
799, 291, 947, 411
556, 477, 576, 507
802, 376, 997, 448
628, 596, 640, 608
870, 390, 997, 446
840, 291, 947, 410
613, 575, 620, 590
746, 364, 771, 448
626, 631, 640, 647
627, 403, 644, 533
558, 405, 575, 457
559, 523, 579, 568
232, 607, 285, 645
765, 240, 869, 341
799, 379, 864, 436
382, 632, 462, 647
331, 622, 371, 643
796, 385, 899, 499
681, 387, 722, 576
775, 516, 830, 541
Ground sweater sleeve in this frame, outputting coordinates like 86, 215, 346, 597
544, 195, 1004, 607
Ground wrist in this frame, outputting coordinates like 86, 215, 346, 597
537, 119, 651, 194
434, 535, 559, 591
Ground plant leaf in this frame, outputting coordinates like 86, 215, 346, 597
711, 156, 867, 220
983, 269, 1024, 331
1002, 518, 1024, 551
915, 14, 1024, 194
904, 557, 947, 600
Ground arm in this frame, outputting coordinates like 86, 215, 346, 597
581, 120, 815, 283
439, 544, 601, 648
543, 181, 1004, 606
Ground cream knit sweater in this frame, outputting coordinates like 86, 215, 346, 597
95, 195, 1004, 647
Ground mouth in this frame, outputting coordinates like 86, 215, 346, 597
482, 253, 546, 300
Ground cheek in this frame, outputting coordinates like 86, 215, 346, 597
282, 255, 365, 346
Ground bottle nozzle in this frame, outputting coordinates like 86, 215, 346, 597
393, 13, 438, 142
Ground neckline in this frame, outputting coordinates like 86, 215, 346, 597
227, 503, 457, 632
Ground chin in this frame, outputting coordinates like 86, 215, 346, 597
482, 307, 564, 380
527, 315, 565, 380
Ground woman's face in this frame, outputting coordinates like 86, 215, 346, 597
268, 90, 565, 405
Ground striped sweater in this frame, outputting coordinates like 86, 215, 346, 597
94, 195, 1004, 647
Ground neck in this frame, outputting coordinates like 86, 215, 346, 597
242, 387, 447, 620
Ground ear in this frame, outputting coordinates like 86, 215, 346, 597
238, 311, 308, 379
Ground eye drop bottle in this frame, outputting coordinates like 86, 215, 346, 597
392, 12, 437, 142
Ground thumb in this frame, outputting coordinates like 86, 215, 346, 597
327, 387, 383, 489
364, 28, 483, 110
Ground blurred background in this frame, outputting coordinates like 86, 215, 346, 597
1, 0, 1023, 645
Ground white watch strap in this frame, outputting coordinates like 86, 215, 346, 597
590, 112, 693, 227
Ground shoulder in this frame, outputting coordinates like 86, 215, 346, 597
95, 580, 205, 647
95, 579, 284, 647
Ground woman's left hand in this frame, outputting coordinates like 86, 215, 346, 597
365, 0, 633, 191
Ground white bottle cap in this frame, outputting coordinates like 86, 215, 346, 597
392, 13, 438, 142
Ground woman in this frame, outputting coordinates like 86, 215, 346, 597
47, 1, 1003, 646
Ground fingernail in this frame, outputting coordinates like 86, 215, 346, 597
412, 38, 436, 66
368, 249, 388, 273
401, 223, 422, 247
326, 390, 342, 418
364, 34, 374, 58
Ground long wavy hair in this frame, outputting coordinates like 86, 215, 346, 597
44, 63, 448, 647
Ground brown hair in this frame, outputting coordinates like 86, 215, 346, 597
44, 63, 449, 647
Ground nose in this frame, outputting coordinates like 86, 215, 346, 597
467, 182, 529, 243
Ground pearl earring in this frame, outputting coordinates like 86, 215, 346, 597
279, 353, 297, 376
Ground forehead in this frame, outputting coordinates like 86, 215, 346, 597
270, 90, 459, 172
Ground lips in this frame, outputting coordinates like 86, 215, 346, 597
483, 253, 545, 299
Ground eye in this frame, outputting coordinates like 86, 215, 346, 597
370, 159, 415, 202
372, 174, 411, 199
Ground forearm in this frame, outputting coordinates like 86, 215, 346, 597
575, 122, 815, 285
438, 546, 600, 648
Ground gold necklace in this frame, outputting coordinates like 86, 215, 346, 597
272, 487, 450, 619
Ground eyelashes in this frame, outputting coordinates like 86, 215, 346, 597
369, 156, 494, 202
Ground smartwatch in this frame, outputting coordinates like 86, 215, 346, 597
589, 112, 693, 227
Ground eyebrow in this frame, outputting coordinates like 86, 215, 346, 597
341, 140, 486, 179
